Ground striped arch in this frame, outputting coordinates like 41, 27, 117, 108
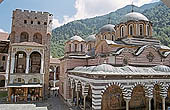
152, 81, 168, 98
131, 82, 149, 97
101, 82, 125, 96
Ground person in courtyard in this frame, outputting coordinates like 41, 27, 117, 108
11, 94, 14, 103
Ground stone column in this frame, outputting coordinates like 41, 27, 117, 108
53, 66, 57, 87
40, 57, 44, 74
10, 55, 15, 74
162, 97, 166, 110
125, 99, 130, 110
148, 97, 152, 110
76, 91, 79, 106
25, 55, 30, 74
5, 54, 10, 87
83, 95, 87, 110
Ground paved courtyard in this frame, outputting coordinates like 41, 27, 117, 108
0, 95, 72, 110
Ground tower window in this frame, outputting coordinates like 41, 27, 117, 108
44, 22, 47, 25
20, 32, 29, 42
147, 25, 150, 36
75, 44, 77, 52
35, 17, 37, 19
69, 44, 71, 52
2, 56, 5, 61
129, 24, 133, 36
112, 35, 114, 41
80, 44, 83, 52
139, 24, 144, 36
38, 21, 41, 25
120, 26, 124, 37
24, 20, 27, 24
31, 21, 33, 24
104, 35, 106, 40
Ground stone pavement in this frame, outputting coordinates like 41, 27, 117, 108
0, 95, 73, 110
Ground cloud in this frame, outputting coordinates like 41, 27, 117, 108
52, 0, 159, 29
0, 29, 7, 33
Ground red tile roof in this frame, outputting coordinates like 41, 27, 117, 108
0, 32, 9, 41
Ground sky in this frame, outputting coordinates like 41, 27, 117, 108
0, 0, 160, 33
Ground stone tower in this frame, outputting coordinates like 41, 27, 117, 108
7, 9, 53, 101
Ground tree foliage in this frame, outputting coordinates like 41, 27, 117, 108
51, 2, 170, 58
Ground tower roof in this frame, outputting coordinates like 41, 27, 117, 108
85, 34, 96, 42
69, 35, 84, 42
99, 24, 115, 33
121, 12, 149, 23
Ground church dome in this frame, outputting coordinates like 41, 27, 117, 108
69, 35, 84, 42
121, 12, 149, 23
99, 24, 115, 33
86, 34, 96, 42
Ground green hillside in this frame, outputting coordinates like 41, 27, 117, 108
51, 2, 170, 58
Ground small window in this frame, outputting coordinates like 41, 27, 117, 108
75, 44, 77, 52
80, 44, 83, 52
129, 24, 133, 35
18, 78, 21, 83
2, 56, 5, 61
69, 44, 71, 52
38, 21, 40, 25
147, 25, 150, 36
139, 24, 143, 36
104, 35, 106, 40
35, 17, 37, 19
33, 78, 37, 82
31, 21, 33, 24
112, 35, 114, 41
120, 26, 124, 37
44, 22, 47, 25
24, 20, 27, 24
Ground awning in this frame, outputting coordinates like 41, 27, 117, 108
7, 84, 43, 88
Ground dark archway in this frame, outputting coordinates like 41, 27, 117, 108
153, 84, 162, 110
20, 32, 29, 42
14, 51, 27, 73
33, 33, 42, 44
0, 75, 5, 87
30, 52, 41, 73
101, 85, 125, 110
166, 86, 170, 109
129, 85, 146, 110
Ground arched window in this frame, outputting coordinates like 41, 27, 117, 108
33, 33, 42, 44
14, 51, 27, 73
30, 52, 41, 73
89, 44, 92, 50
139, 24, 144, 36
120, 26, 124, 37
69, 44, 71, 52
129, 24, 133, 36
104, 35, 107, 40
74, 44, 77, 52
112, 35, 114, 41
80, 44, 83, 52
20, 32, 29, 42
147, 25, 150, 36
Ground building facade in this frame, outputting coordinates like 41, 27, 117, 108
0, 32, 9, 90
59, 11, 170, 110
7, 9, 53, 101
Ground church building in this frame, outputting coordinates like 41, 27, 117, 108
59, 11, 170, 110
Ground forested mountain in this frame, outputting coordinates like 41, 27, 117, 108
51, 2, 170, 58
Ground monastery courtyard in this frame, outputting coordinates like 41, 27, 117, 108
0, 95, 70, 110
